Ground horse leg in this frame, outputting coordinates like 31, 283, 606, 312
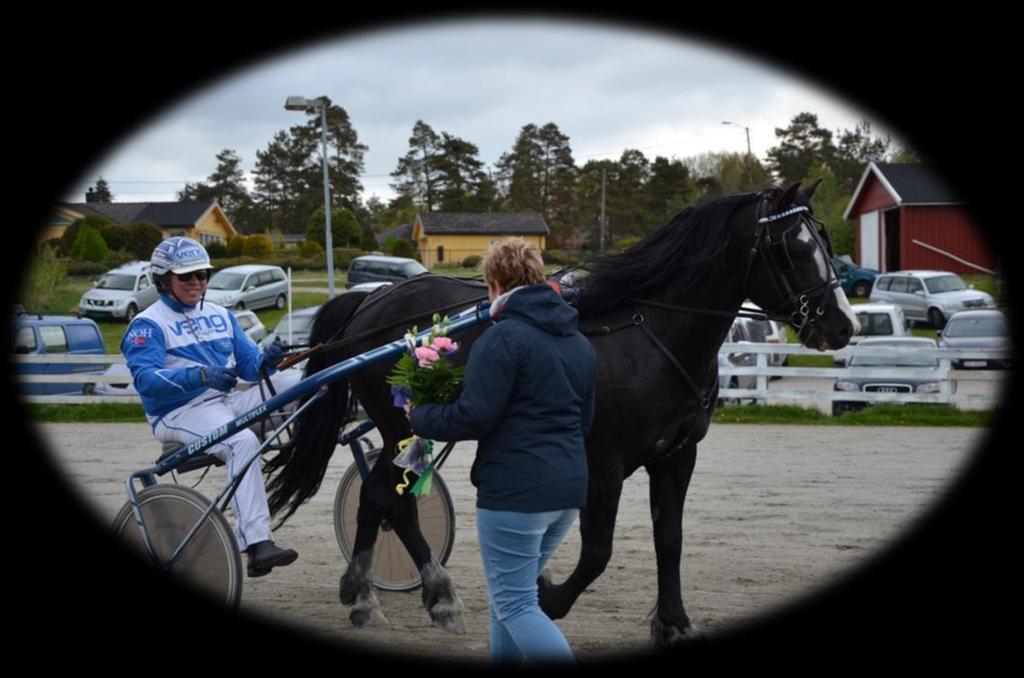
538, 462, 624, 620
338, 461, 392, 628
387, 495, 466, 634
646, 442, 702, 646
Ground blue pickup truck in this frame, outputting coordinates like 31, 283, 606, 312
831, 255, 878, 298
12, 311, 107, 396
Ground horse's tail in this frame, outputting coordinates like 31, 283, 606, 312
264, 291, 369, 526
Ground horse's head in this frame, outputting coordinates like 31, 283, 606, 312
743, 182, 859, 351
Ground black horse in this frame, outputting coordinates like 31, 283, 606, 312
264, 182, 858, 644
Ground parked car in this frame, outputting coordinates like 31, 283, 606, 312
831, 255, 878, 298
832, 336, 941, 416
717, 317, 760, 404
834, 303, 910, 366
742, 302, 787, 367
205, 265, 289, 311
346, 255, 428, 289
260, 305, 322, 351
12, 311, 106, 395
77, 261, 159, 322
232, 309, 267, 344
348, 281, 393, 294
937, 309, 1012, 369
869, 270, 995, 329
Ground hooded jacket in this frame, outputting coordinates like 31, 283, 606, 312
411, 283, 597, 512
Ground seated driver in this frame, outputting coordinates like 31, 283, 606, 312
122, 236, 301, 577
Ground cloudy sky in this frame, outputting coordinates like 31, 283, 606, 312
62, 18, 895, 205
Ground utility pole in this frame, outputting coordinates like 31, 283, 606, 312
599, 168, 606, 253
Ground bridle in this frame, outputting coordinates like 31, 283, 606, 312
742, 193, 841, 336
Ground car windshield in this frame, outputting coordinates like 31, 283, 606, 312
95, 274, 136, 290
207, 272, 246, 290
944, 316, 1008, 338
403, 261, 428, 276
850, 344, 937, 367
925, 275, 967, 294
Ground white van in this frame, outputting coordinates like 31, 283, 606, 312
833, 303, 910, 366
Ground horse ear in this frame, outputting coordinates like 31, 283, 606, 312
774, 183, 801, 211
802, 178, 824, 202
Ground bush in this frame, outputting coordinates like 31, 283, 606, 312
125, 222, 164, 260
392, 239, 415, 259
21, 244, 68, 311
71, 224, 109, 261
59, 215, 113, 256
242, 234, 274, 259
226, 235, 246, 257
97, 223, 129, 252
205, 241, 228, 258
299, 240, 323, 258
331, 247, 364, 270
461, 255, 482, 268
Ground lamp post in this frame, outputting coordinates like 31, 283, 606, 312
721, 121, 752, 158
285, 95, 335, 298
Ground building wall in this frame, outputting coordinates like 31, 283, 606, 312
417, 233, 547, 267
901, 206, 996, 273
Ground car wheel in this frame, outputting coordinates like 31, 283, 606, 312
832, 402, 844, 417
235, 302, 245, 311
928, 308, 946, 329
852, 281, 870, 298
125, 304, 138, 322
275, 294, 286, 310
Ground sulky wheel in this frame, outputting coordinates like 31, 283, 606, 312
334, 448, 455, 591
112, 485, 242, 610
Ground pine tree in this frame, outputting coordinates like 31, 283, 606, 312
391, 121, 443, 211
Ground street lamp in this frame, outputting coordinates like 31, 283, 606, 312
721, 121, 752, 158
285, 95, 335, 299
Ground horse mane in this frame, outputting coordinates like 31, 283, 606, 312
576, 191, 770, 316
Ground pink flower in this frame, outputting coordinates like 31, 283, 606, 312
432, 336, 458, 353
415, 346, 440, 367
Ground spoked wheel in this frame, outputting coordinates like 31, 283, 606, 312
334, 448, 455, 591
112, 485, 242, 610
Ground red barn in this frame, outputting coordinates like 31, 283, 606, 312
844, 162, 995, 274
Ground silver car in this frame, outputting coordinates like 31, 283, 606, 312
78, 261, 159, 322
869, 270, 995, 329
205, 265, 289, 311
937, 309, 1012, 369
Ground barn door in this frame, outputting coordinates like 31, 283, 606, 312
859, 211, 880, 270
884, 209, 902, 271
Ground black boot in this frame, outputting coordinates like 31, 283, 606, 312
246, 540, 298, 577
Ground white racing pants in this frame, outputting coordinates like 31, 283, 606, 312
153, 371, 303, 550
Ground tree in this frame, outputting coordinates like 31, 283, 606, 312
391, 120, 443, 211
832, 120, 892, 194
305, 207, 363, 249
179, 149, 255, 229
87, 176, 114, 203
433, 132, 490, 212
97, 223, 129, 252
60, 215, 113, 256
70, 224, 109, 261
766, 112, 836, 186
125, 222, 164, 260
291, 98, 368, 210
801, 161, 854, 257
645, 156, 700, 227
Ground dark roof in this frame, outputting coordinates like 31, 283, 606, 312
375, 222, 413, 246
417, 212, 549, 236
873, 163, 964, 204
62, 200, 216, 227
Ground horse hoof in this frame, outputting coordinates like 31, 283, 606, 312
350, 605, 389, 628
652, 618, 703, 647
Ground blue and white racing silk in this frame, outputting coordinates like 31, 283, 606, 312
121, 295, 269, 427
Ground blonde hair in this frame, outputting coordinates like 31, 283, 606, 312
481, 237, 545, 291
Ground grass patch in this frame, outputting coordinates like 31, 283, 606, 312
29, 403, 147, 423
713, 403, 994, 426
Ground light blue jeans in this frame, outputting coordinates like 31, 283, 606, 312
476, 507, 579, 664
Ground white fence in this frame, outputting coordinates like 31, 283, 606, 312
15, 343, 1011, 409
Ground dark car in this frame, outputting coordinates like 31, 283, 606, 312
260, 305, 322, 351
832, 336, 941, 416
831, 255, 878, 298
346, 255, 428, 289
12, 311, 107, 395
937, 309, 1012, 369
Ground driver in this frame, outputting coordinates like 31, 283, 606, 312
122, 236, 300, 577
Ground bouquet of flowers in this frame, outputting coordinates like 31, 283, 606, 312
386, 313, 464, 496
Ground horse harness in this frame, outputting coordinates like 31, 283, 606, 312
575, 191, 841, 462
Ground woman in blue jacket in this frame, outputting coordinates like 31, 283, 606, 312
410, 237, 597, 664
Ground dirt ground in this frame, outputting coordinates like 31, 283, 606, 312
38, 422, 984, 664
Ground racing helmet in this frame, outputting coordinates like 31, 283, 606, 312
150, 237, 213, 276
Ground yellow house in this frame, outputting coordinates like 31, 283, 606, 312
413, 213, 549, 267
42, 200, 238, 245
